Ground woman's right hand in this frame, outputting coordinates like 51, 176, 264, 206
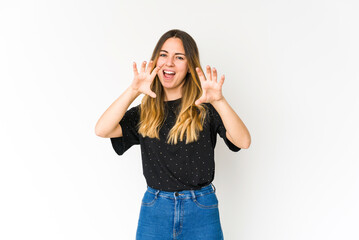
131, 60, 163, 98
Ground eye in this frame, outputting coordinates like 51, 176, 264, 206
177, 56, 185, 60
159, 53, 167, 57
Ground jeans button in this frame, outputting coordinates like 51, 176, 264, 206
175, 192, 179, 196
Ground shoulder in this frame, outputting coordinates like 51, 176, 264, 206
123, 104, 141, 121
201, 103, 224, 128
127, 104, 141, 114
202, 103, 217, 116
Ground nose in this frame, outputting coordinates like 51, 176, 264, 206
165, 56, 175, 67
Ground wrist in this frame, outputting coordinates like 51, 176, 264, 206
127, 86, 141, 98
210, 97, 226, 108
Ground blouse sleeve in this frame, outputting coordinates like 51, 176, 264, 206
207, 103, 241, 152
110, 105, 140, 155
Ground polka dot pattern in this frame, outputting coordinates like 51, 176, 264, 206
110, 98, 241, 192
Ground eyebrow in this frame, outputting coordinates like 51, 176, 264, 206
160, 50, 185, 56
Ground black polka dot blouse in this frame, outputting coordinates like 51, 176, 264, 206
110, 98, 241, 192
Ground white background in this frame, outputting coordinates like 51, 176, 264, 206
1, 0, 358, 239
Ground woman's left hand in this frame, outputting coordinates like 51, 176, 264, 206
195, 65, 225, 105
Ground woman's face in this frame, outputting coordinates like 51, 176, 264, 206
156, 37, 189, 94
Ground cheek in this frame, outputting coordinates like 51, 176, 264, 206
179, 63, 189, 74
156, 59, 165, 67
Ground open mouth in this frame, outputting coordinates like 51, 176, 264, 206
163, 70, 176, 79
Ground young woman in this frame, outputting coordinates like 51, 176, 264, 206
95, 29, 251, 240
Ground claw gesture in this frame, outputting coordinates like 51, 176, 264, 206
195, 65, 225, 105
131, 60, 163, 98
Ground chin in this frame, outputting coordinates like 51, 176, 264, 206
158, 76, 186, 90
162, 83, 176, 89
159, 79, 174, 88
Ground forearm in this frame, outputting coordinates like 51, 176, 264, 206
211, 98, 251, 149
95, 86, 141, 137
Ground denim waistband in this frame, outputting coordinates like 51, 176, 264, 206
146, 183, 216, 200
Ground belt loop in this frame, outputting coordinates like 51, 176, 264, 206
190, 190, 196, 200
155, 190, 160, 198
211, 183, 216, 193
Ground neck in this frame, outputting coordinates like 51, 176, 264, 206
163, 89, 182, 101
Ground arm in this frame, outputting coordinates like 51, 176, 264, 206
195, 65, 251, 149
95, 86, 140, 138
211, 98, 251, 149
95, 61, 163, 138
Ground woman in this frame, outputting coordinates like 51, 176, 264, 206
95, 29, 251, 240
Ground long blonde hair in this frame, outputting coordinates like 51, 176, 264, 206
138, 29, 207, 144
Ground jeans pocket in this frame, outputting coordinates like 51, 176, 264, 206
193, 191, 219, 209
141, 191, 158, 207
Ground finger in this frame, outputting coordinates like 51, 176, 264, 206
206, 65, 212, 81
196, 67, 206, 81
219, 74, 225, 86
140, 61, 146, 73
212, 67, 218, 82
195, 96, 205, 105
146, 60, 153, 74
150, 63, 164, 79
147, 90, 157, 98
133, 62, 139, 77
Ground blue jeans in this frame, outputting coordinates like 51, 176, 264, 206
136, 183, 224, 240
